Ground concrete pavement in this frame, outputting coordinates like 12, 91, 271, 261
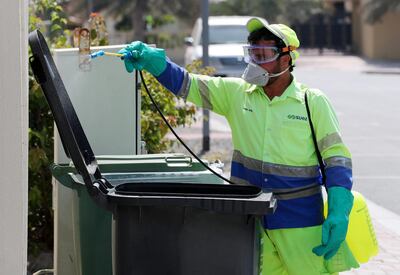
342, 200, 400, 274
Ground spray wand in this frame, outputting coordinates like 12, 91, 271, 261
90, 50, 138, 60
90, 50, 231, 184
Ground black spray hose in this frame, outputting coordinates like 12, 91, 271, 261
139, 71, 236, 185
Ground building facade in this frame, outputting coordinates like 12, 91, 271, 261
351, 0, 400, 60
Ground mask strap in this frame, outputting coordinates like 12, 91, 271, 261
269, 66, 290, 78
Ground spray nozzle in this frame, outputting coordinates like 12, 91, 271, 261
90, 50, 139, 60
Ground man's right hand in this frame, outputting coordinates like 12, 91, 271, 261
118, 41, 167, 76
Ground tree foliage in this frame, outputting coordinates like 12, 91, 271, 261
210, 0, 323, 24
364, 0, 400, 23
67, 0, 201, 40
141, 60, 215, 153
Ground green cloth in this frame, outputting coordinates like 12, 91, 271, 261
260, 225, 359, 275
186, 75, 352, 166
313, 187, 354, 260
118, 41, 166, 76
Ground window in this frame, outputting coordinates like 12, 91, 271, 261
202, 25, 248, 45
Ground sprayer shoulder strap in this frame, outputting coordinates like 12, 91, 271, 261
304, 90, 326, 185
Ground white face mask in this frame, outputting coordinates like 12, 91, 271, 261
241, 62, 290, 86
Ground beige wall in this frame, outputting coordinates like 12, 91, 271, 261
352, 0, 400, 60
365, 12, 400, 59
0, 0, 29, 273
351, 0, 363, 54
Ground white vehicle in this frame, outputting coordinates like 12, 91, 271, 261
184, 16, 256, 77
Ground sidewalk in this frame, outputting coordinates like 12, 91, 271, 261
296, 50, 400, 75
343, 200, 400, 274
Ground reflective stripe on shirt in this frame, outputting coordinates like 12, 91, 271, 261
177, 70, 191, 99
318, 132, 343, 152
325, 156, 352, 169
232, 150, 319, 178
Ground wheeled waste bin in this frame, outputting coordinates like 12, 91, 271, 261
52, 154, 226, 275
29, 29, 276, 275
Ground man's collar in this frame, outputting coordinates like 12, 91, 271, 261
245, 84, 259, 93
283, 76, 303, 102
244, 75, 303, 102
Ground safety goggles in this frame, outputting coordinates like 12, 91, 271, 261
243, 45, 295, 64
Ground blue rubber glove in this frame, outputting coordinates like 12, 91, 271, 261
313, 186, 354, 260
118, 41, 167, 76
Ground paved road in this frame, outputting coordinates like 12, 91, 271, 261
295, 55, 400, 215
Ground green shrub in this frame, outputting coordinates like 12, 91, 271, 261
141, 59, 215, 153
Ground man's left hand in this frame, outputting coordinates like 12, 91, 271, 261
313, 186, 354, 260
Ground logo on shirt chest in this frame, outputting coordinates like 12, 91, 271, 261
287, 114, 308, 121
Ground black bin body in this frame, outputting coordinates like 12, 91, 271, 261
115, 205, 259, 275
28, 29, 276, 275
107, 182, 273, 275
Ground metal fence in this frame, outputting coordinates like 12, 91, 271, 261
292, 17, 352, 54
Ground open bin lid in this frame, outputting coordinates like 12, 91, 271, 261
28, 29, 275, 215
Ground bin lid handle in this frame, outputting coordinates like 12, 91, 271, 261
165, 155, 193, 167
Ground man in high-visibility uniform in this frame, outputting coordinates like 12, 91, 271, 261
119, 17, 359, 274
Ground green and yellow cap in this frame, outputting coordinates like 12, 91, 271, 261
246, 17, 300, 64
